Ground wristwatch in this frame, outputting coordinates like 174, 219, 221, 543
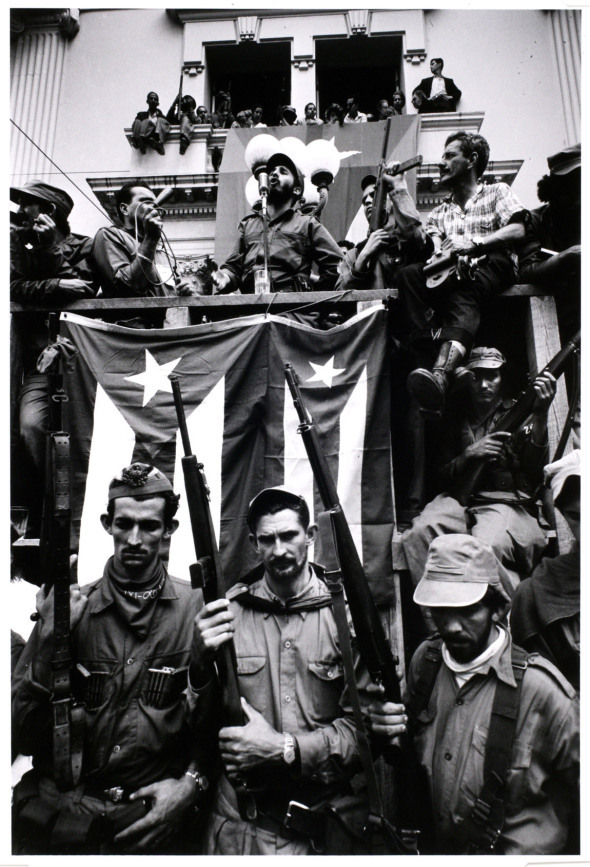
184, 768, 209, 794
282, 733, 297, 765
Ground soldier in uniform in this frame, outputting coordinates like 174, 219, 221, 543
368, 534, 579, 854
12, 464, 216, 854
191, 486, 369, 855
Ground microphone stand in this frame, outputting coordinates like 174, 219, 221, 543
257, 170, 271, 292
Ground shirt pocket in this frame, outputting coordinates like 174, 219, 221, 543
74, 658, 118, 711
459, 723, 488, 804
236, 655, 268, 715
308, 659, 344, 723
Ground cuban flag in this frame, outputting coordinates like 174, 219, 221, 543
61, 306, 396, 604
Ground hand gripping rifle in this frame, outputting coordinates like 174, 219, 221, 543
40, 313, 84, 791
284, 363, 431, 853
452, 329, 581, 506
169, 375, 257, 822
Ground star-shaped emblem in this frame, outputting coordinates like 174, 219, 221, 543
306, 356, 346, 388
125, 349, 182, 407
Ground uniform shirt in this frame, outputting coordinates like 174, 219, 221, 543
425, 183, 527, 269
92, 225, 176, 298
228, 568, 364, 782
407, 628, 579, 854
10, 229, 97, 372
221, 207, 343, 293
13, 570, 214, 790
437, 396, 548, 498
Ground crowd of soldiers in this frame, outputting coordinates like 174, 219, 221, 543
10, 90, 581, 857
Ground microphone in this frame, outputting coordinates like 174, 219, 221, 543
258, 171, 269, 197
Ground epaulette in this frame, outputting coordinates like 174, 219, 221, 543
525, 652, 577, 699
226, 583, 250, 601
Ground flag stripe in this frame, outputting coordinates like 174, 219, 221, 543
338, 365, 367, 560
78, 383, 136, 583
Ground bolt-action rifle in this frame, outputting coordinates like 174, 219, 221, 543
169, 375, 257, 822
451, 329, 581, 506
284, 363, 432, 853
41, 313, 84, 791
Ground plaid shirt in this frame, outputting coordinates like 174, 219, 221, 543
426, 182, 527, 266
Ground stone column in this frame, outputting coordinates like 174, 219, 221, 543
11, 28, 68, 182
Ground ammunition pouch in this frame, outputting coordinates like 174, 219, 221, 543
283, 790, 417, 855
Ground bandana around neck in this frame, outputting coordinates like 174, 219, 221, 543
104, 556, 167, 637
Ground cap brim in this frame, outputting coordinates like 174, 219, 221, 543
413, 574, 488, 608
466, 359, 504, 370
10, 186, 41, 204
551, 160, 581, 175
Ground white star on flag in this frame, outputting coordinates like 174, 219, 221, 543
125, 349, 182, 407
307, 356, 346, 388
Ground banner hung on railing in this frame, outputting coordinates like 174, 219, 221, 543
62, 307, 396, 604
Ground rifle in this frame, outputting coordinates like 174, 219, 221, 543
169, 375, 257, 822
367, 118, 422, 289
284, 363, 431, 852
452, 329, 581, 506
422, 244, 487, 288
40, 313, 83, 791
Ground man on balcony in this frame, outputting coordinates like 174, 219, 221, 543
212, 151, 343, 294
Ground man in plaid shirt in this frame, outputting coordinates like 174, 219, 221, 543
396, 132, 529, 415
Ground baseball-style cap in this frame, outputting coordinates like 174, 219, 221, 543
547, 143, 581, 176
108, 463, 174, 501
361, 174, 377, 192
544, 449, 580, 504
246, 485, 309, 530
464, 347, 506, 371
413, 535, 510, 608
266, 152, 304, 192
10, 181, 74, 217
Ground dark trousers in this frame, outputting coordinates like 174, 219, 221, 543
396, 251, 516, 349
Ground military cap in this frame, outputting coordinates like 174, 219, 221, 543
108, 463, 174, 501
10, 181, 74, 217
413, 534, 511, 608
464, 347, 506, 371
547, 143, 581, 176
266, 152, 304, 192
247, 485, 310, 531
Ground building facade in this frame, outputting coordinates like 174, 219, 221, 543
10, 7, 581, 262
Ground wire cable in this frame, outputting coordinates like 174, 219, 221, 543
10, 118, 112, 223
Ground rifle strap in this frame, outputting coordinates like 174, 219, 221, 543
49, 431, 81, 790
407, 638, 528, 853
459, 645, 528, 853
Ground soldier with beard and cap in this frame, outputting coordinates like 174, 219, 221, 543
212, 151, 343, 294
191, 486, 370, 855
368, 534, 579, 855
12, 463, 217, 855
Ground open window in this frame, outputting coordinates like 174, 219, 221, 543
206, 41, 291, 125
315, 35, 404, 119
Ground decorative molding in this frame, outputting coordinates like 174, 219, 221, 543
10, 8, 80, 39
183, 61, 205, 76
419, 111, 485, 132
87, 172, 219, 223
292, 55, 315, 70
403, 49, 426, 65
347, 10, 369, 36
237, 16, 258, 41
